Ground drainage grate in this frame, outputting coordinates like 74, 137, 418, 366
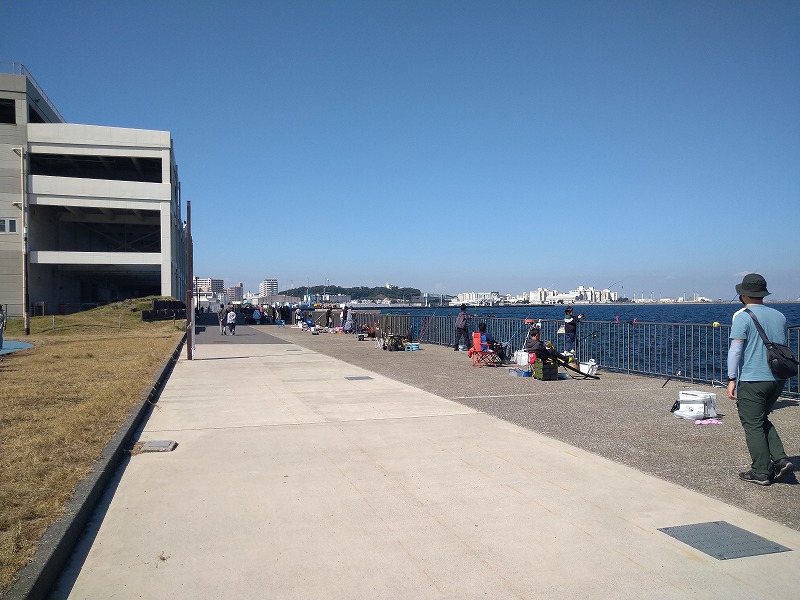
658, 521, 791, 560
344, 376, 372, 380
133, 440, 178, 453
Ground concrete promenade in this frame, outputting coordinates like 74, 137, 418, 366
50, 318, 799, 599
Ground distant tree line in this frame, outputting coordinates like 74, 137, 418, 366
279, 285, 422, 302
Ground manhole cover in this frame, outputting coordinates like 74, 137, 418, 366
345, 376, 372, 380
658, 521, 791, 560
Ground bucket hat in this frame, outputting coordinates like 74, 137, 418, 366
735, 273, 770, 297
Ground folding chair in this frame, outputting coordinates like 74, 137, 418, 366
469, 332, 501, 367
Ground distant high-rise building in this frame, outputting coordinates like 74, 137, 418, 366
259, 278, 278, 297
196, 278, 224, 294
225, 283, 243, 302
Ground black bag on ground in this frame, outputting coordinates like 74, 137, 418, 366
744, 309, 799, 379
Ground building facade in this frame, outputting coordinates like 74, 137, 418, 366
196, 278, 224, 294
0, 63, 187, 315
225, 283, 243, 303
259, 278, 278, 297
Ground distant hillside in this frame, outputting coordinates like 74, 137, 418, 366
279, 285, 421, 302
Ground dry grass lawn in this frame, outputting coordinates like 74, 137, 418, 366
0, 298, 185, 594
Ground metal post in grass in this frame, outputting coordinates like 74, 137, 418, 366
185, 200, 194, 360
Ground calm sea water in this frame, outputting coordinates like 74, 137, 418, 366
380, 303, 800, 327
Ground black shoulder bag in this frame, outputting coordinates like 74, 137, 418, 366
744, 308, 799, 380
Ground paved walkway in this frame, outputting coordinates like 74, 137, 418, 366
50, 320, 800, 599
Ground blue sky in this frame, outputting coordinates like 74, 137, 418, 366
2, 0, 798, 300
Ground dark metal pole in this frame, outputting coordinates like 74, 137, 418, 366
13, 147, 30, 334
185, 200, 193, 360
23, 223, 30, 335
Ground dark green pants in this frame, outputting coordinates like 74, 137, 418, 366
737, 381, 788, 476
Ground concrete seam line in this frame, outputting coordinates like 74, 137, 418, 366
5, 334, 187, 600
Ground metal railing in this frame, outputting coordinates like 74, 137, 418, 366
351, 312, 799, 398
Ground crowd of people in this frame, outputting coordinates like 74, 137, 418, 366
210, 302, 361, 336
210, 303, 312, 334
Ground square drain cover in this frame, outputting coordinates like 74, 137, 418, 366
135, 440, 177, 453
658, 521, 791, 560
345, 376, 372, 380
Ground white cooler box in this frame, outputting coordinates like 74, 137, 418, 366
513, 350, 530, 366
579, 359, 598, 376
675, 390, 717, 419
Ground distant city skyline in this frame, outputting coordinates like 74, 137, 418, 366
227, 275, 799, 303
198, 275, 750, 305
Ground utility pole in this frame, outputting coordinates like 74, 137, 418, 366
185, 200, 193, 360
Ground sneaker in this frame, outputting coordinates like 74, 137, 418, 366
739, 470, 772, 486
773, 459, 794, 482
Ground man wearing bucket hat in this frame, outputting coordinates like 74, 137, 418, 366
727, 273, 793, 485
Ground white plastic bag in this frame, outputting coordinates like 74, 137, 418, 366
514, 350, 529, 366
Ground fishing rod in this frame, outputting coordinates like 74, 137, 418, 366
576, 303, 640, 344
504, 313, 537, 354
661, 369, 682, 388
570, 279, 632, 345
418, 309, 437, 342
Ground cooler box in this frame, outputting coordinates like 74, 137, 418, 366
677, 390, 717, 418
532, 359, 558, 381
579, 360, 598, 376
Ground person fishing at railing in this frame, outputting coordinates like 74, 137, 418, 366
453, 304, 471, 351
563, 306, 584, 355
